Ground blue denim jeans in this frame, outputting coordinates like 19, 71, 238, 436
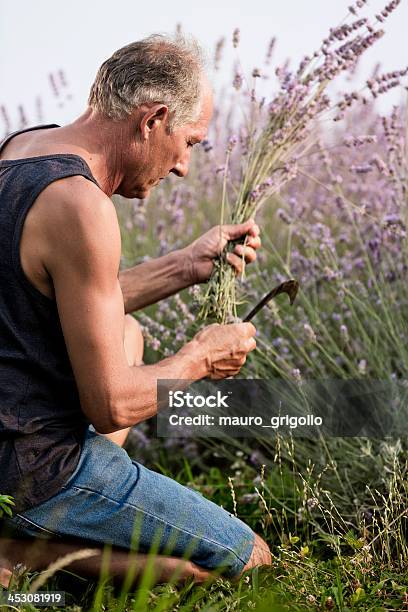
5, 427, 254, 578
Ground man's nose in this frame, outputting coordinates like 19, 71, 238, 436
171, 153, 190, 178
171, 161, 189, 178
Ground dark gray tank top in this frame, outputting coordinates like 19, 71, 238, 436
0, 124, 100, 513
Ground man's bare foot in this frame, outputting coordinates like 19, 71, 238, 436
0, 561, 12, 588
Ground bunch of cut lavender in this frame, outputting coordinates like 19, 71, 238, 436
199, 0, 403, 324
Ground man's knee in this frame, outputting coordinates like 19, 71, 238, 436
124, 315, 144, 366
240, 533, 272, 575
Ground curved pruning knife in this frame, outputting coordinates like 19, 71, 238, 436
243, 279, 299, 322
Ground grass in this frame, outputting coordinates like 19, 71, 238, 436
3, 434, 407, 610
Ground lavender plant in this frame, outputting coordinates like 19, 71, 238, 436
198, 0, 406, 324
251, 102, 408, 381
118, 98, 408, 381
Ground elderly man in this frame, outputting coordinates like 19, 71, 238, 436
0, 34, 271, 583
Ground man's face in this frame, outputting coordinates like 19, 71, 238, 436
119, 88, 213, 199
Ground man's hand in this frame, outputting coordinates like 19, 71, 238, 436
188, 321, 257, 379
184, 219, 261, 284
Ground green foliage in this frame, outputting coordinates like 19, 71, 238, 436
0, 494, 14, 518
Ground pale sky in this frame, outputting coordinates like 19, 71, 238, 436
1, 0, 407, 131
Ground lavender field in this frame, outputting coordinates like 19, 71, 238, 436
115, 3, 408, 608
2, 0, 408, 610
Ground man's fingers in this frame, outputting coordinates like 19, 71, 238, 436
233, 244, 258, 263
212, 359, 246, 372
210, 347, 256, 379
246, 336, 257, 351
226, 247, 257, 274
247, 223, 260, 238
229, 322, 257, 338
222, 218, 258, 241
245, 235, 261, 249
210, 360, 248, 378
245, 322, 257, 337
226, 252, 245, 275
210, 369, 241, 380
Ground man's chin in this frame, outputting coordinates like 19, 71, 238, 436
134, 188, 151, 199
118, 187, 151, 200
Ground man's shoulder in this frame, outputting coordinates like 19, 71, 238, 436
36, 175, 120, 272
38, 175, 116, 232
42, 173, 108, 206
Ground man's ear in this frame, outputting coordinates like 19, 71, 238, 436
140, 104, 169, 141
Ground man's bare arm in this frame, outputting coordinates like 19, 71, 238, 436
119, 220, 261, 314
40, 177, 256, 433
119, 250, 192, 314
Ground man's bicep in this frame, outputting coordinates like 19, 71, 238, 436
43, 181, 128, 429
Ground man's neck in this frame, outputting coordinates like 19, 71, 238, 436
57, 109, 129, 196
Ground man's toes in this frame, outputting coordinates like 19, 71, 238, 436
0, 566, 12, 588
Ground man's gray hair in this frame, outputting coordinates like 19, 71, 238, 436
88, 33, 207, 131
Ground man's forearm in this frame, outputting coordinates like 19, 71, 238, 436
119, 247, 194, 313
99, 337, 210, 432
